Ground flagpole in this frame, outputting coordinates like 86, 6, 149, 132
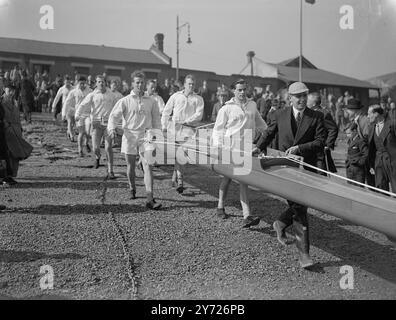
299, 0, 303, 82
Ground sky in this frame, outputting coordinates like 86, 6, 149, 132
0, 0, 395, 80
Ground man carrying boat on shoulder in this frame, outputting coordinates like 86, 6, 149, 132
253, 81, 326, 269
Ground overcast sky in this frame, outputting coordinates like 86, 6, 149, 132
0, 0, 395, 80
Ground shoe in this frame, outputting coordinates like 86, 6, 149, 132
242, 216, 260, 228
146, 200, 162, 210
293, 221, 314, 269
2, 177, 17, 186
86, 144, 91, 153
130, 189, 136, 199
273, 220, 292, 246
107, 172, 116, 180
216, 208, 227, 219
298, 253, 314, 269
0, 205, 6, 210
94, 158, 100, 169
176, 184, 183, 194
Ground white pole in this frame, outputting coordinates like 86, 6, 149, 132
299, 0, 303, 82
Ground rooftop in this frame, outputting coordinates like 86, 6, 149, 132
0, 37, 171, 65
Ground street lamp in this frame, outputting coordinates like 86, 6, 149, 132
176, 15, 192, 82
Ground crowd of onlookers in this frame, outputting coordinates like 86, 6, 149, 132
0, 65, 395, 192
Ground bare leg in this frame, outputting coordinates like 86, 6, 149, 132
141, 152, 154, 201
104, 136, 114, 174
67, 116, 75, 141
125, 154, 137, 191
239, 183, 251, 219
218, 176, 231, 209
77, 127, 85, 154
175, 161, 183, 192
91, 128, 102, 160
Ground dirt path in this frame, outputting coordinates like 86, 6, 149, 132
0, 113, 395, 300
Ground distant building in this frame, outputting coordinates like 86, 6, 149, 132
0, 34, 172, 82
368, 71, 396, 102
239, 55, 380, 106
0, 36, 380, 106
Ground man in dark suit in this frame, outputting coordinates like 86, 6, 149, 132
367, 105, 396, 193
345, 98, 375, 186
198, 80, 212, 121
254, 82, 326, 268
307, 92, 338, 173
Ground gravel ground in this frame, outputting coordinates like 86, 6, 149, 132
0, 113, 395, 300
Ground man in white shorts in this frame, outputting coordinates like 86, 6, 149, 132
145, 79, 165, 115
212, 78, 268, 228
76, 75, 118, 178
161, 74, 204, 193
108, 71, 162, 210
65, 76, 92, 157
52, 75, 73, 140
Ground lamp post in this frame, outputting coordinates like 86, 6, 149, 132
176, 15, 192, 82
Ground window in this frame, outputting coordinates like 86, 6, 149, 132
105, 68, 122, 83
1, 60, 19, 71
32, 64, 51, 74
74, 66, 90, 77
144, 72, 158, 80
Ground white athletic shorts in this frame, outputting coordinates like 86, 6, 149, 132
121, 130, 155, 156
76, 117, 91, 134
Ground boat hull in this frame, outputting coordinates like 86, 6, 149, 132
155, 138, 396, 242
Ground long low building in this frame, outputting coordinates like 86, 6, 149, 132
0, 36, 379, 107
0, 34, 172, 81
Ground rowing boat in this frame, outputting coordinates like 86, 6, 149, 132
154, 132, 396, 245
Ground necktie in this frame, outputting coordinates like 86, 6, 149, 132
376, 123, 382, 136
296, 112, 302, 126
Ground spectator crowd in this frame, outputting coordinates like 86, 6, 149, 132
0, 65, 395, 193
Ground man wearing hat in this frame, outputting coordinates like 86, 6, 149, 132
254, 81, 326, 269
211, 89, 228, 122
307, 92, 338, 173
345, 98, 369, 140
345, 98, 374, 186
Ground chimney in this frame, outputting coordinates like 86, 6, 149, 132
154, 33, 164, 52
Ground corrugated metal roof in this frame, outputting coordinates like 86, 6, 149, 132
273, 63, 378, 89
240, 56, 378, 89
0, 37, 169, 65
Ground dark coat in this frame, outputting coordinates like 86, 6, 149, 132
311, 106, 338, 172
256, 107, 326, 166
346, 135, 368, 168
0, 100, 8, 160
368, 116, 396, 170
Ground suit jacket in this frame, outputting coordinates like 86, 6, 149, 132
346, 136, 368, 168
311, 106, 338, 172
258, 99, 272, 122
355, 112, 369, 139
368, 116, 396, 169
257, 107, 326, 166
311, 106, 338, 149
